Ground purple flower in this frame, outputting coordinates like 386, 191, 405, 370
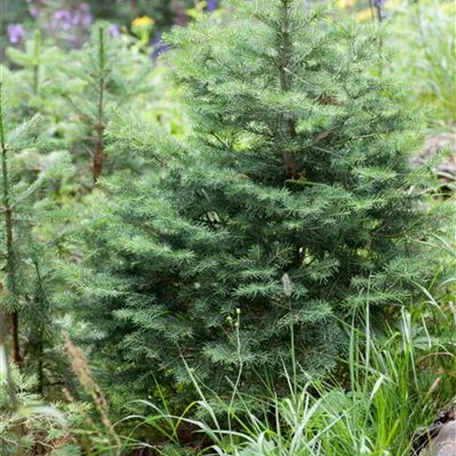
108, 24, 121, 38
54, 9, 72, 30
53, 4, 93, 31
81, 12, 94, 27
29, 7, 38, 18
54, 9, 71, 21
207, 0, 217, 12
7, 24, 25, 44
373, 0, 385, 21
78, 3, 93, 26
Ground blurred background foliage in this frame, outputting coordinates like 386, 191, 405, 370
1, 0, 454, 132
1, 0, 453, 197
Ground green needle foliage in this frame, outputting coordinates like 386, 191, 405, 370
59, 23, 159, 188
65, 0, 441, 407
0, 82, 72, 388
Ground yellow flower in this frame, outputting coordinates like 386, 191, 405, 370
336, 0, 355, 10
132, 16, 155, 28
355, 8, 374, 22
131, 15, 155, 44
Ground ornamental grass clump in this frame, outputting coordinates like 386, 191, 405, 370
65, 0, 441, 406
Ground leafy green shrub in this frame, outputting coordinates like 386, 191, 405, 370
86, 0, 195, 32
64, 0, 441, 407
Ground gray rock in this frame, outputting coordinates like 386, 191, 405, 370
420, 421, 456, 456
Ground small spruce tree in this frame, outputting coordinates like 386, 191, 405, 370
67, 0, 439, 405
60, 23, 159, 188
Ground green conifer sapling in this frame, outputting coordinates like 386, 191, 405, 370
67, 0, 439, 405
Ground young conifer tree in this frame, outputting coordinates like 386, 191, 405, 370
3, 24, 160, 192
60, 23, 158, 188
0, 82, 71, 387
67, 0, 439, 403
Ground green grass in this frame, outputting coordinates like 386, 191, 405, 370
389, 0, 456, 129
132, 289, 455, 455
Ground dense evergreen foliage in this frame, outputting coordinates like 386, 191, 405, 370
0, 83, 72, 394
63, 0, 439, 405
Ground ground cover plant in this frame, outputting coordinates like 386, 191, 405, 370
0, 0, 454, 455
